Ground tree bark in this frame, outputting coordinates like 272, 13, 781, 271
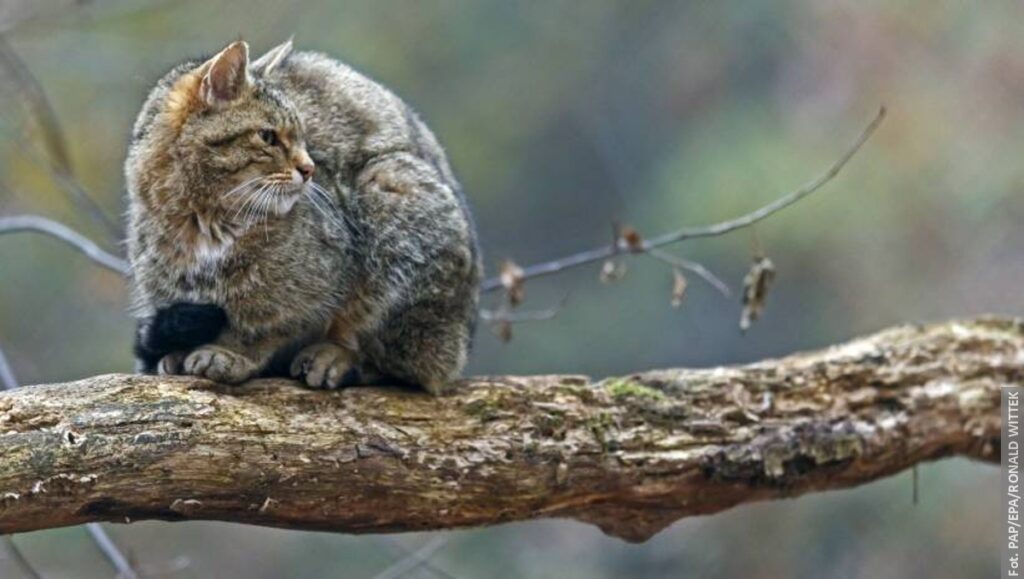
0, 318, 1016, 542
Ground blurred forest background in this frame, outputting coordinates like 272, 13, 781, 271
0, 1, 1020, 577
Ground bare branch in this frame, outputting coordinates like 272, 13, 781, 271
0, 345, 16, 392
644, 106, 887, 246
0, 34, 122, 240
481, 107, 886, 292
1, 536, 39, 579
0, 214, 127, 275
479, 295, 568, 323
480, 295, 568, 342
0, 36, 70, 172
84, 524, 138, 579
646, 247, 731, 298
374, 538, 456, 579
371, 537, 451, 579
0, 317, 1009, 542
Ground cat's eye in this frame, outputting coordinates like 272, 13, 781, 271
258, 129, 279, 147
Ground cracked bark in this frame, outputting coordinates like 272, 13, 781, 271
0, 318, 1016, 542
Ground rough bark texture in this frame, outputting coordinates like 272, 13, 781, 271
0, 318, 1017, 542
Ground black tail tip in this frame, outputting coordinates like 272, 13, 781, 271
134, 302, 228, 373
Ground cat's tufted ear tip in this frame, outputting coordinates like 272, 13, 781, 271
252, 37, 294, 75
226, 40, 252, 61
200, 40, 252, 106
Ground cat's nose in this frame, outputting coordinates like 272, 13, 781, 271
296, 161, 315, 182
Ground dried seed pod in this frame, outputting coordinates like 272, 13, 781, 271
499, 259, 525, 306
599, 259, 627, 283
492, 320, 513, 343
671, 268, 688, 308
618, 225, 645, 253
740, 256, 775, 332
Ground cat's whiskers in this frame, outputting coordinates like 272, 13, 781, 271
258, 183, 281, 240
256, 182, 287, 240
241, 183, 276, 229
305, 182, 369, 258
305, 181, 351, 232
251, 185, 274, 226
304, 187, 338, 231
305, 191, 341, 233
228, 177, 268, 216
222, 176, 267, 197
229, 176, 343, 241
232, 182, 269, 226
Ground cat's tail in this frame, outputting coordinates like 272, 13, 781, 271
134, 303, 228, 373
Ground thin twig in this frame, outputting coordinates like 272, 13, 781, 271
481, 106, 886, 292
1, 536, 40, 579
912, 464, 919, 506
0, 36, 70, 172
374, 538, 458, 579
0, 35, 122, 240
371, 536, 450, 579
479, 305, 563, 323
646, 247, 731, 298
0, 345, 16, 391
480, 295, 568, 323
5, 140, 126, 244
84, 524, 138, 579
0, 215, 127, 274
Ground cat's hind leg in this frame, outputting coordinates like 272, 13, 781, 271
366, 300, 473, 395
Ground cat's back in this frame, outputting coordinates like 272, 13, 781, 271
270, 51, 450, 182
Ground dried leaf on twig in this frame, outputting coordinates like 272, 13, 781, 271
740, 256, 775, 332
493, 320, 513, 343
618, 224, 645, 253
671, 268, 688, 308
499, 259, 525, 306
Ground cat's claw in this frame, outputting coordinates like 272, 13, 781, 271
290, 342, 359, 389
183, 345, 257, 384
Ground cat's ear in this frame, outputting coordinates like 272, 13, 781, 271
252, 38, 293, 75
199, 41, 251, 107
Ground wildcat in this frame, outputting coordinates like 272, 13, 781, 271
125, 39, 481, 394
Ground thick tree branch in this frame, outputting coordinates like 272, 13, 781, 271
0, 317, 1014, 542
1, 343, 138, 578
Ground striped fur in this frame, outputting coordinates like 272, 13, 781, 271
125, 40, 481, 393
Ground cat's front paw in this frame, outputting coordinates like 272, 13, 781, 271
290, 342, 359, 389
183, 345, 257, 384
157, 352, 186, 375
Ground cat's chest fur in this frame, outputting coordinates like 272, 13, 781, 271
144, 205, 345, 317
